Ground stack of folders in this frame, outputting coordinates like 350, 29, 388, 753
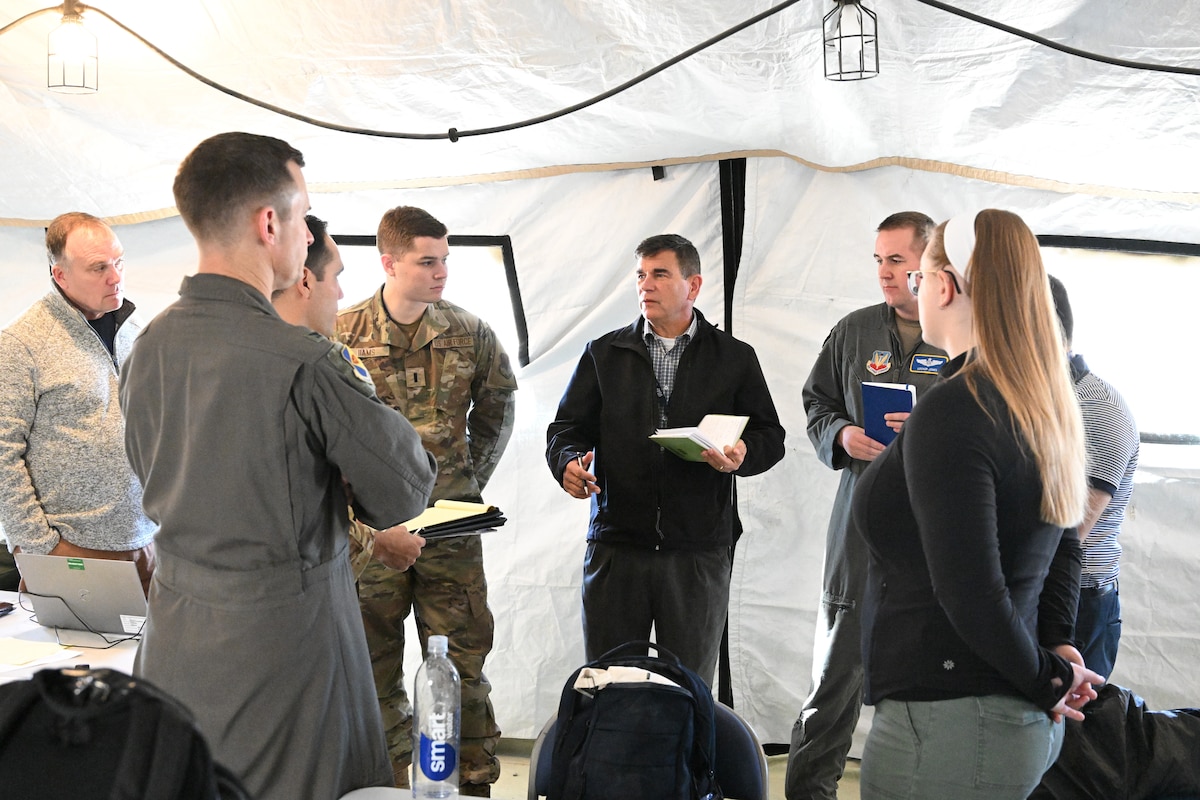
403, 499, 507, 539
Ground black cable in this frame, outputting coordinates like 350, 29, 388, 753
910, 0, 1200, 76
442, 0, 806, 139
4, 0, 1198, 143
18, 589, 144, 648
90, 0, 805, 141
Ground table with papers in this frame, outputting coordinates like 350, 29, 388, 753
0, 590, 138, 685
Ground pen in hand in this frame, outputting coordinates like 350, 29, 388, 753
567, 452, 598, 498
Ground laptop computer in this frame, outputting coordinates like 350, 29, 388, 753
13, 553, 147, 636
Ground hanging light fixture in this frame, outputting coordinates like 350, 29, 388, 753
47, 0, 98, 93
823, 0, 879, 81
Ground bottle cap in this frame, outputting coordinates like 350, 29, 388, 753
427, 634, 449, 656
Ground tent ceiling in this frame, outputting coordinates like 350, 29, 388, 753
1, 0, 1198, 222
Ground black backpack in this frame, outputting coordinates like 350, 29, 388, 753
0, 667, 252, 800
548, 641, 722, 800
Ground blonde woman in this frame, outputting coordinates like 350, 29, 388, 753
854, 209, 1103, 799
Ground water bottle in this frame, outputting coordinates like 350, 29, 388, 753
412, 634, 461, 798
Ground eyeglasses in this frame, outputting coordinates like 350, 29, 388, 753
906, 268, 962, 297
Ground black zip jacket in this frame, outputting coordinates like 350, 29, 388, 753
546, 310, 785, 550
856, 354, 1078, 711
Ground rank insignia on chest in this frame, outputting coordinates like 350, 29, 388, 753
406, 367, 426, 388
866, 350, 893, 375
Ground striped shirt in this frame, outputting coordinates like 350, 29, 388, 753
1072, 355, 1139, 588
645, 314, 698, 427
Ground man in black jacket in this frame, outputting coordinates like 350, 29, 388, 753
546, 233, 785, 683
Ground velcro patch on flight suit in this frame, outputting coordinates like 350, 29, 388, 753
910, 353, 948, 374
866, 350, 893, 375
328, 341, 377, 396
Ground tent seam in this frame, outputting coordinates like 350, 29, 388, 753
3, 150, 1197, 227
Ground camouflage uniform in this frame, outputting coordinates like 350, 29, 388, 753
346, 515, 376, 581
337, 292, 517, 793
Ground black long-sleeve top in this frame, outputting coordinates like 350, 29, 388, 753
855, 353, 1080, 712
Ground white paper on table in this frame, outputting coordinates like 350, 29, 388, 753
0, 637, 77, 672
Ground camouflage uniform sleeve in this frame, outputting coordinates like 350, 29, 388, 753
346, 510, 376, 582
467, 320, 517, 490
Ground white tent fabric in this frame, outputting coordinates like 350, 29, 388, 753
2, 0, 1199, 222
2, 0, 1199, 746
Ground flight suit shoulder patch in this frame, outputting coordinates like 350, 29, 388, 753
326, 341, 378, 396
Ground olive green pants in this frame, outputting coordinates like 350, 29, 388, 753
358, 534, 500, 789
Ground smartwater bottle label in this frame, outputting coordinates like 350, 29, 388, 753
419, 731, 458, 781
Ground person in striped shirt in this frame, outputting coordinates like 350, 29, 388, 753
1049, 275, 1139, 679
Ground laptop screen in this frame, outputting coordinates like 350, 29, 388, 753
13, 554, 146, 636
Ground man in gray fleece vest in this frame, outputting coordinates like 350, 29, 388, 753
0, 212, 156, 594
